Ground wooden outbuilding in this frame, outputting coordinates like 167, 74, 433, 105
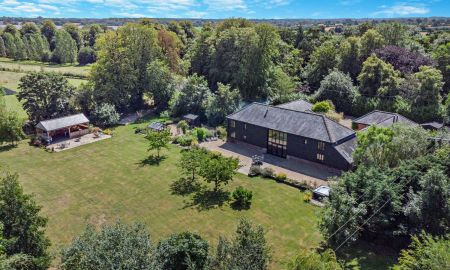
36, 114, 90, 143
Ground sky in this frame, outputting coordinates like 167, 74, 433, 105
0, 0, 449, 19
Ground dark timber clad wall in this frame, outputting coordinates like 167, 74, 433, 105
228, 119, 351, 170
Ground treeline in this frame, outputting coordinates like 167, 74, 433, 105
1, 16, 450, 28
0, 20, 104, 64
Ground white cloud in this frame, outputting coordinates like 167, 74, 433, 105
373, 4, 430, 16
204, 0, 247, 11
184, 10, 207, 18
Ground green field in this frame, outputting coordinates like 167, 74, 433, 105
1, 59, 88, 118
0, 57, 91, 77
0, 122, 323, 269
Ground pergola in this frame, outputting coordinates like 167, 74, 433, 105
36, 114, 90, 141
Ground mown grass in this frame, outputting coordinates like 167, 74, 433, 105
0, 122, 323, 269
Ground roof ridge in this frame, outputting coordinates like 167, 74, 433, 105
321, 115, 334, 142
39, 113, 85, 123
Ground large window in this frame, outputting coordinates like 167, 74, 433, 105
317, 153, 325, 161
267, 129, 287, 158
230, 120, 236, 128
318, 141, 325, 151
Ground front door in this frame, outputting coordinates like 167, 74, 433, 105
267, 129, 287, 158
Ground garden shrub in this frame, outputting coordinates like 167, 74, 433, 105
216, 126, 227, 140
103, 129, 113, 135
160, 110, 170, 118
275, 173, 287, 181
232, 186, 253, 208
261, 167, 275, 179
91, 103, 120, 127
175, 135, 195, 146
312, 100, 334, 113
303, 190, 312, 202
177, 120, 189, 134
248, 165, 262, 177
193, 128, 208, 141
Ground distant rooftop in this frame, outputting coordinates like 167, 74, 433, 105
353, 110, 417, 128
276, 99, 313, 112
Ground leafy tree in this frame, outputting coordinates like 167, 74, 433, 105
61, 222, 153, 270
206, 83, 241, 127
199, 151, 239, 191
147, 60, 176, 112
77, 46, 96, 65
267, 66, 296, 102
12, 35, 27, 60
0, 36, 6, 57
179, 147, 207, 182
154, 231, 209, 270
360, 29, 385, 59
176, 120, 188, 134
63, 23, 82, 49
169, 74, 211, 117
377, 22, 409, 47
432, 42, 450, 95
3, 24, 18, 36
0, 171, 50, 269
0, 109, 25, 146
358, 55, 400, 97
82, 24, 104, 48
315, 70, 357, 113
91, 103, 120, 127
303, 41, 338, 90
146, 129, 171, 158
405, 169, 450, 235
20, 22, 39, 36
1, 33, 17, 59
374, 45, 432, 74
40, 19, 56, 46
22, 33, 50, 61
287, 249, 343, 270
17, 72, 75, 123
394, 233, 450, 270
416, 66, 445, 107
338, 36, 362, 80
353, 124, 428, 168
210, 218, 270, 270
157, 29, 183, 73
52, 30, 77, 63
189, 23, 214, 79
91, 23, 161, 112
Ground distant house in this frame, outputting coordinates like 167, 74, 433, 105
226, 102, 356, 170
421, 122, 446, 131
352, 110, 417, 131
183, 114, 200, 126
36, 114, 90, 142
148, 122, 165, 132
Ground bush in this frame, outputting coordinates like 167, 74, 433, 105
248, 165, 262, 177
312, 100, 334, 113
174, 135, 195, 147
232, 186, 253, 208
303, 190, 312, 202
193, 127, 208, 142
261, 167, 275, 179
177, 120, 189, 134
275, 173, 287, 181
77, 46, 96, 65
160, 110, 170, 118
216, 126, 227, 140
91, 103, 120, 127
103, 129, 113, 135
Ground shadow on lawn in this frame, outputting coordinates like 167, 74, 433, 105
170, 177, 202, 196
138, 155, 166, 166
230, 201, 251, 211
0, 144, 16, 152
188, 189, 230, 211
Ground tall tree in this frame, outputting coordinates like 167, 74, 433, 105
338, 36, 362, 80
0, 171, 50, 270
315, 70, 357, 113
63, 23, 82, 50
0, 36, 7, 57
18, 72, 75, 123
303, 41, 338, 90
91, 23, 161, 112
199, 151, 239, 192
147, 59, 176, 112
375, 45, 432, 74
52, 30, 77, 63
157, 29, 183, 74
432, 42, 450, 95
377, 22, 409, 47
169, 74, 211, 117
154, 232, 209, 270
40, 19, 56, 47
358, 55, 400, 97
20, 22, 39, 36
146, 129, 171, 158
61, 222, 153, 270
360, 29, 385, 60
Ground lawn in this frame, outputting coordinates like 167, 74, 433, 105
0, 121, 323, 269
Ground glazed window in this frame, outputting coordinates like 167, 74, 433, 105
231, 131, 236, 138
230, 120, 236, 128
318, 141, 325, 151
317, 153, 325, 161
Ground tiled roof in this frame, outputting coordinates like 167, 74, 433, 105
334, 136, 357, 164
353, 110, 417, 127
183, 114, 199, 120
148, 122, 165, 131
276, 100, 313, 112
227, 103, 355, 143
36, 114, 89, 132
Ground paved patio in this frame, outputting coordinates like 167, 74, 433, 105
200, 140, 342, 186
46, 133, 111, 152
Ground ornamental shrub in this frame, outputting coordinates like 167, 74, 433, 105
232, 186, 253, 208
261, 167, 275, 179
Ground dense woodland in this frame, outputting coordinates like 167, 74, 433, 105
0, 17, 449, 270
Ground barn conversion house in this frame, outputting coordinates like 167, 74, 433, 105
226, 103, 357, 170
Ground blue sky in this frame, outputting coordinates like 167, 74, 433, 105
0, 0, 448, 19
